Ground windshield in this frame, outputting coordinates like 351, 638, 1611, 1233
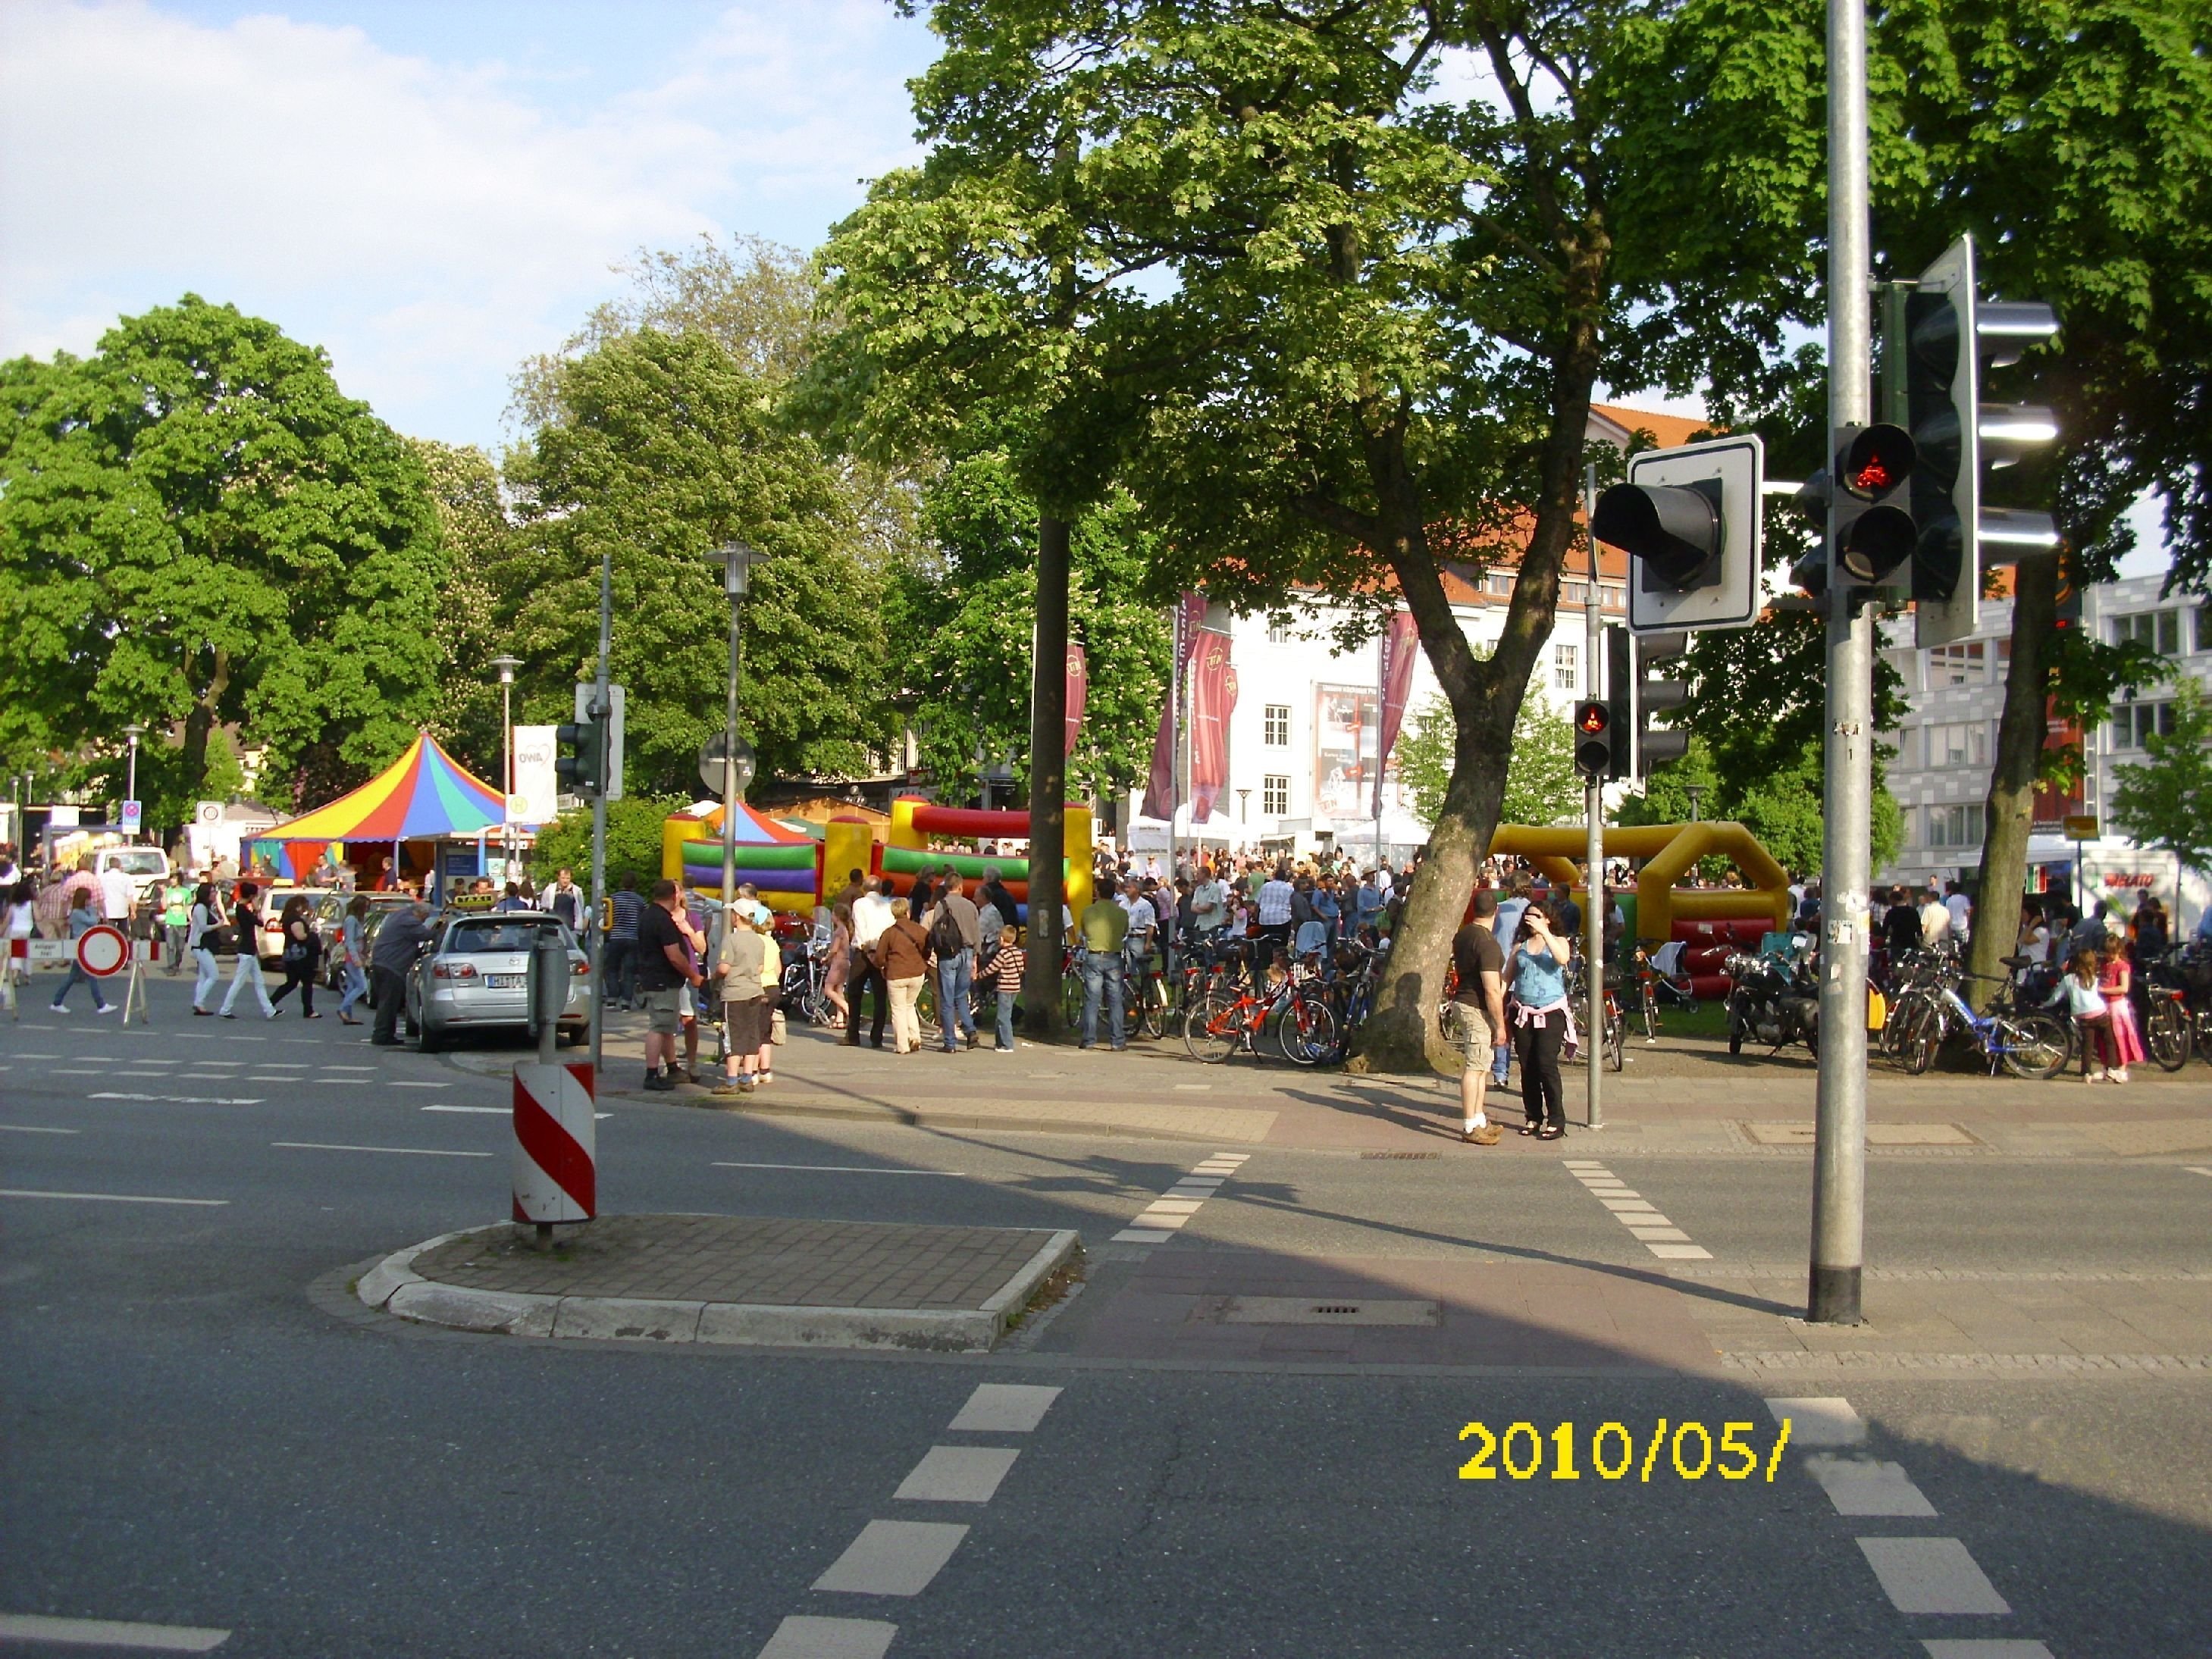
446, 921, 572, 954
108, 850, 168, 876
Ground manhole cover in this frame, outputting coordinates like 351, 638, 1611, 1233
1741, 1121, 1977, 1147
1202, 1295, 1440, 1327
1362, 1151, 1441, 1160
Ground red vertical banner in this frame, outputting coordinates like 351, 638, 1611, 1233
1371, 610, 1420, 819
1188, 631, 1238, 821
1144, 593, 1208, 821
1064, 643, 1088, 757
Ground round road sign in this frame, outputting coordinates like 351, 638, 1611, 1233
77, 924, 130, 978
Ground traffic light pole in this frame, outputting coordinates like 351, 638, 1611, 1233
1583, 463, 1605, 1132
1810, 0, 1872, 1326
587, 545, 612, 1088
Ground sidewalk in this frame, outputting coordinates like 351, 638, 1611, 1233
460, 1013, 2212, 1160
356, 1213, 1077, 1352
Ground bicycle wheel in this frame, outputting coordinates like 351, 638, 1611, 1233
2146, 997, 2192, 1072
1275, 992, 1336, 1066
1997, 1013, 2069, 1080
1607, 1004, 1625, 1072
1062, 972, 1085, 1028
1138, 975, 1167, 1040
916, 980, 939, 1041
1895, 999, 1944, 1074
1184, 990, 1242, 1064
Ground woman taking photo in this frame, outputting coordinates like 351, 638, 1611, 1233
1509, 902, 1574, 1141
268, 895, 323, 1019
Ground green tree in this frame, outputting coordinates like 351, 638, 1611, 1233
0, 295, 448, 823
531, 794, 684, 894
2110, 678, 2212, 875
413, 439, 511, 785
896, 450, 1168, 804
497, 328, 892, 794
1397, 690, 1582, 831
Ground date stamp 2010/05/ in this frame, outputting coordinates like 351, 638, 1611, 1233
1458, 1419, 1792, 1483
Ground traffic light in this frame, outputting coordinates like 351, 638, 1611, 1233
1573, 701, 1614, 778
1903, 234, 2060, 646
556, 708, 606, 797
1785, 423, 1918, 599
1592, 434, 1766, 635
1604, 624, 1690, 780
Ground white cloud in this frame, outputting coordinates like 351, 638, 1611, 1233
0, 1, 929, 445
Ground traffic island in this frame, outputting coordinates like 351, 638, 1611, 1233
356, 1214, 1080, 1353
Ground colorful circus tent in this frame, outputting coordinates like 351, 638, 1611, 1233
252, 734, 507, 891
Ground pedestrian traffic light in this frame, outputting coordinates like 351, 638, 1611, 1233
1573, 701, 1614, 778
1603, 624, 1690, 780
1592, 434, 1765, 636
1904, 234, 2061, 646
556, 709, 606, 797
1786, 424, 1918, 600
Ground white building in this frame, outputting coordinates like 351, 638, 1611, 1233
1128, 404, 1706, 862
1880, 571, 2212, 919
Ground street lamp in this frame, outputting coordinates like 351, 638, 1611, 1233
1685, 783, 1705, 824
122, 724, 144, 841
490, 656, 522, 873
707, 541, 769, 928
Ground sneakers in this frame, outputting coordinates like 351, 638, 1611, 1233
48, 1003, 69, 1014
641, 1070, 675, 1091
93, 1004, 114, 1016
1462, 1122, 1502, 1146
2109, 1067, 2130, 1084
710, 1078, 749, 1097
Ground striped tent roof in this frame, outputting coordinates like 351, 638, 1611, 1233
262, 734, 506, 842
692, 800, 813, 845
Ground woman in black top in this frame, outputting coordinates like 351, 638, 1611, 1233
268, 895, 323, 1018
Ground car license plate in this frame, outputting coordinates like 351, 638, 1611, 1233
485, 973, 525, 988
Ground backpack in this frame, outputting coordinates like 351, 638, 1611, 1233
930, 901, 967, 958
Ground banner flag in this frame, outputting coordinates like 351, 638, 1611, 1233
1189, 631, 1239, 821
1064, 643, 1088, 757
1143, 593, 1208, 821
1372, 611, 1421, 818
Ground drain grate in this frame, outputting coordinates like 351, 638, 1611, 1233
1361, 1151, 1441, 1160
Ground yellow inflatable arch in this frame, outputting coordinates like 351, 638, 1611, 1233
1488, 822, 1791, 940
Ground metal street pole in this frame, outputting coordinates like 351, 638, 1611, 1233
587, 546, 613, 1086
1810, 0, 1874, 1326
123, 725, 143, 842
713, 543, 760, 952
1583, 465, 1605, 1132
492, 656, 520, 877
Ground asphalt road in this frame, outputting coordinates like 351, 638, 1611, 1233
4, 981, 2208, 1656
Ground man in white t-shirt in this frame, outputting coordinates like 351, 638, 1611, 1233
1918, 887, 1952, 947
1191, 865, 1229, 937
97, 864, 138, 926
1944, 880, 1972, 943
843, 879, 896, 1050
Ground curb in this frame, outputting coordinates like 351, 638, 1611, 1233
354, 1223, 1082, 1354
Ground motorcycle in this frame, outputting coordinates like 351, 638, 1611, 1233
1723, 939, 1821, 1058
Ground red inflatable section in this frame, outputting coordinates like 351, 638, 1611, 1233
907, 805, 1037, 838
1672, 918, 1769, 1000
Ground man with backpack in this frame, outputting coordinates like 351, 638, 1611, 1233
926, 877, 982, 1052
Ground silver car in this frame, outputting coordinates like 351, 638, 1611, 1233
404, 910, 590, 1052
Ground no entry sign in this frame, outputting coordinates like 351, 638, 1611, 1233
77, 925, 130, 978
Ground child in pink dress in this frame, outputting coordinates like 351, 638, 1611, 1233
2098, 941, 2145, 1082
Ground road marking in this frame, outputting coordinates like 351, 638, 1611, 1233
1920, 1642, 2056, 1657
390, 1081, 449, 1089
324, 1065, 375, 1072
0, 1125, 78, 1135
812, 1520, 968, 1597
1856, 1537, 2010, 1614
0, 1613, 230, 1651
1139, 1198, 1205, 1215
270, 1141, 492, 1158
754, 1617, 896, 1659
892, 1446, 1020, 1504
1114, 1151, 1244, 1242
1765, 1396, 1867, 1447
1173, 1083, 1211, 1091
1567, 1163, 1711, 1259
11, 1052, 59, 1058
1625, 1225, 1690, 1241
0, 1189, 228, 1207
2185, 1166, 2212, 1178
1806, 1454, 1938, 1517
712, 1160, 967, 1176
948, 1383, 1061, 1433
49, 1068, 105, 1075
89, 1092, 263, 1107
1114, 1229, 1175, 1244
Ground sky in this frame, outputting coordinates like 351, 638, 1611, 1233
0, 0, 940, 452
0, 0, 2167, 574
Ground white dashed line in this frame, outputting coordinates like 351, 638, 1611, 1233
755, 1617, 895, 1659
0, 1613, 230, 1651
1565, 1162, 1711, 1260
390, 1081, 449, 1089
1920, 1642, 2056, 1657
1856, 1538, 2010, 1614
1114, 1152, 1245, 1244
1764, 1396, 1867, 1447
0, 1124, 78, 1135
812, 1520, 969, 1596
892, 1447, 1020, 1504
1805, 1455, 1938, 1517
713, 1160, 965, 1176
947, 1384, 1060, 1432
0, 1189, 228, 1207
270, 1141, 493, 1158
89, 1091, 263, 1106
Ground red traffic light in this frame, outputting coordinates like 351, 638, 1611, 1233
1577, 703, 1610, 735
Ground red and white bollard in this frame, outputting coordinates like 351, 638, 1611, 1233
512, 1061, 596, 1227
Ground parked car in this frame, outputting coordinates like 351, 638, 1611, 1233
403, 910, 589, 1052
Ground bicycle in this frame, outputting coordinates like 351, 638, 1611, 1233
1183, 971, 1310, 1065
1888, 975, 2068, 1078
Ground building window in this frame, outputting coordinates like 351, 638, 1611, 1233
1262, 775, 1290, 815
1263, 704, 1291, 747
2111, 700, 2176, 750
1924, 721, 1989, 768
2198, 603, 2212, 653
1554, 643, 1578, 691
2113, 610, 2181, 654
1927, 641, 1985, 686
1928, 803, 1983, 848
1486, 571, 1515, 596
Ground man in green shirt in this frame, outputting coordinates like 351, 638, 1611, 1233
161, 878, 193, 975
1077, 894, 1129, 1049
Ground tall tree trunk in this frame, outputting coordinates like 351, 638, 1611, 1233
1966, 551, 2060, 1003
1023, 512, 1070, 1037
179, 646, 230, 806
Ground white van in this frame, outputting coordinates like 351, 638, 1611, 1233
95, 846, 172, 884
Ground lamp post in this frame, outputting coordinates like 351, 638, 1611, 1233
1685, 784, 1705, 824
122, 724, 144, 841
708, 541, 768, 935
490, 656, 522, 875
